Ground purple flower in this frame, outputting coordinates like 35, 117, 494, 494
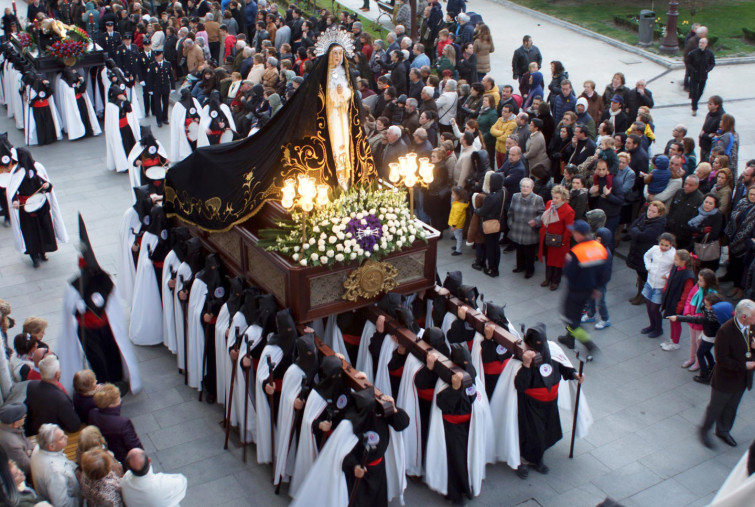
346, 214, 383, 253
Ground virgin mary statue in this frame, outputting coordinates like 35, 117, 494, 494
165, 30, 376, 232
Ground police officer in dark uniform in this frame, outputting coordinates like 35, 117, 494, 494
148, 49, 174, 128
96, 20, 122, 60
116, 32, 139, 78
138, 38, 155, 118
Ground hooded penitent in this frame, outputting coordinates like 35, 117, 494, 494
524, 322, 557, 388
74, 213, 114, 317
295, 333, 319, 385
267, 309, 298, 359
423, 327, 450, 358
315, 355, 347, 402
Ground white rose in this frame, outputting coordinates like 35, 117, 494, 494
336, 232, 345, 240
336, 244, 344, 252
292, 253, 299, 261
397, 240, 403, 248
382, 224, 389, 232
320, 232, 327, 239
360, 219, 367, 225
294, 246, 300, 252
313, 226, 320, 233
327, 250, 334, 258
350, 212, 356, 218
318, 245, 325, 252
409, 235, 415, 243
311, 253, 318, 260
300, 259, 307, 266
350, 252, 357, 260
344, 245, 351, 253
379, 214, 385, 220
309, 238, 316, 245
342, 217, 351, 225
328, 236, 336, 244
390, 227, 396, 234
356, 212, 364, 219
335, 253, 345, 262
365, 251, 371, 257
320, 256, 328, 264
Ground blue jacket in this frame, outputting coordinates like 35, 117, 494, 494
564, 239, 612, 292
244, 0, 257, 28
552, 91, 577, 124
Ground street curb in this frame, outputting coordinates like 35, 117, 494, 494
489, 0, 755, 69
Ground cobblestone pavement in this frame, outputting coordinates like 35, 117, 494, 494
1, 0, 754, 505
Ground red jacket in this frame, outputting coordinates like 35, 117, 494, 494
538, 202, 574, 268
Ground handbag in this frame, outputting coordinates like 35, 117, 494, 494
694, 234, 720, 261
543, 218, 562, 248
482, 193, 505, 235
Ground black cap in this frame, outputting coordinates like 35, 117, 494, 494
154, 49, 163, 55
143, 38, 151, 44
105, 20, 114, 26
124, 32, 133, 39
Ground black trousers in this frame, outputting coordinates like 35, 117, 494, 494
142, 88, 152, 116
484, 232, 500, 273
514, 242, 537, 274
689, 78, 707, 111
563, 289, 592, 329
209, 41, 220, 61
151, 92, 170, 123
701, 387, 745, 435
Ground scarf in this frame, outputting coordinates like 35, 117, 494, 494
691, 287, 717, 312
542, 201, 563, 226
687, 205, 718, 228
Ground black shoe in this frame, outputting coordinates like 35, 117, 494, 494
2, 217, 9, 228
693, 374, 710, 384
39, 253, 48, 261
503, 245, 515, 253
640, 326, 653, 334
31, 256, 39, 268
485, 269, 499, 278
715, 432, 737, 447
451, 251, 462, 256
699, 427, 714, 449
533, 461, 549, 474
558, 334, 575, 349
157, 122, 163, 128
524, 271, 534, 279
515, 465, 529, 479
471, 263, 483, 271
512, 267, 524, 273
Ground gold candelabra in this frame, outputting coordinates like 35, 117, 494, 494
281, 174, 330, 247
388, 153, 434, 218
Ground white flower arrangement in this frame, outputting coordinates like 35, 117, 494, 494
259, 185, 427, 267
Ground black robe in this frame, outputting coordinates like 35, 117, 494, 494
480, 339, 512, 399
414, 366, 438, 461
436, 385, 475, 502
14, 167, 56, 255
386, 350, 408, 398
514, 359, 575, 464
342, 408, 410, 506
72, 78, 94, 138
29, 79, 57, 146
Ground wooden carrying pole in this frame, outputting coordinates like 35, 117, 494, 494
430, 287, 542, 366
363, 306, 474, 389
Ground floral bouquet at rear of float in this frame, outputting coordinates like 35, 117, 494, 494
259, 183, 427, 268
48, 39, 87, 61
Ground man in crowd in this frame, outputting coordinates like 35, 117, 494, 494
664, 124, 687, 156
24, 355, 81, 436
733, 161, 755, 208
666, 174, 704, 249
0, 403, 33, 476
121, 449, 188, 506
30, 424, 81, 507
512, 35, 542, 82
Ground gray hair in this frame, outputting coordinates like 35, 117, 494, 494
387, 125, 402, 137
39, 355, 60, 381
205, 12, 214, 20
353, 21, 362, 29
413, 127, 428, 140
37, 423, 61, 450
458, 13, 470, 23
267, 57, 278, 67
444, 80, 457, 92
387, 31, 396, 42
422, 86, 434, 98
243, 47, 253, 57
735, 299, 755, 320
686, 175, 699, 184
184, 38, 195, 46
520, 177, 534, 188
406, 98, 418, 108
374, 39, 384, 49
178, 27, 189, 36
402, 36, 412, 47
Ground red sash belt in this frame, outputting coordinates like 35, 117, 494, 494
274, 379, 282, 392
389, 366, 403, 377
32, 99, 49, 108
252, 357, 260, 371
525, 385, 559, 402
467, 339, 474, 350
184, 118, 193, 126
119, 117, 129, 128
75, 93, 82, 99
483, 357, 509, 375
18, 195, 30, 205
208, 129, 223, 136
77, 310, 109, 329
143, 157, 160, 167
152, 180, 162, 187
367, 457, 383, 467
342, 333, 361, 346
442, 413, 471, 424
417, 388, 434, 401
207, 316, 217, 324
153, 261, 164, 268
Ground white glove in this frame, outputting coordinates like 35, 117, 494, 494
140, 81, 146, 86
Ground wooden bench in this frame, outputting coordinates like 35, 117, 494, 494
29, 426, 85, 462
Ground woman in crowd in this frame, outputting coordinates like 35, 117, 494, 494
537, 184, 574, 291
508, 177, 545, 280
525, 119, 550, 176
682, 137, 697, 174
459, 83, 484, 123
475, 172, 505, 277
714, 113, 739, 173
76, 426, 124, 474
713, 167, 733, 216
689, 194, 723, 272
695, 162, 713, 194
80, 448, 124, 507
435, 45, 456, 77
2, 450, 39, 507
724, 186, 755, 300
613, 131, 627, 154
419, 111, 439, 148
641, 232, 676, 339
569, 175, 589, 221
681, 268, 719, 371
602, 72, 629, 109
626, 200, 668, 305
477, 94, 498, 162
457, 42, 478, 84
546, 60, 568, 105
615, 152, 637, 244
150, 22, 165, 51
473, 23, 494, 78
548, 124, 573, 178
523, 71, 544, 110
469, 172, 492, 272
536, 101, 556, 148
424, 148, 451, 232
451, 119, 483, 151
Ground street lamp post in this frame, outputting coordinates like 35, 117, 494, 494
659, 0, 681, 54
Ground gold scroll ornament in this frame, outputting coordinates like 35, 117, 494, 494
342, 260, 399, 302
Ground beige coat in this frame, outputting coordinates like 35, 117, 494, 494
183, 44, 205, 73
473, 39, 494, 74
525, 131, 551, 172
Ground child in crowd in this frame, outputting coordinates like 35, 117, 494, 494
448, 186, 469, 256
73, 369, 99, 423
681, 268, 719, 371
660, 249, 696, 351
641, 232, 676, 338
668, 293, 732, 384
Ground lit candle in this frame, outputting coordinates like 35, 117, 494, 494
316, 184, 329, 207
11, 0, 16, 16
388, 163, 400, 184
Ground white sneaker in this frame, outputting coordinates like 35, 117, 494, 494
595, 320, 611, 330
661, 342, 680, 351
659, 339, 672, 348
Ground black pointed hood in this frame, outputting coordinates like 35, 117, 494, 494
74, 214, 114, 316
170, 226, 191, 262
524, 322, 556, 387
377, 292, 403, 319
184, 237, 204, 272
196, 253, 224, 289
239, 287, 260, 323
423, 327, 449, 358
139, 126, 158, 149
447, 318, 475, 344
146, 205, 168, 236
315, 355, 346, 402
225, 276, 245, 316
457, 284, 478, 308
345, 386, 376, 433
442, 271, 463, 294
295, 333, 319, 384
0, 133, 16, 167
267, 309, 297, 358
484, 300, 509, 329
132, 185, 152, 220
254, 293, 278, 335
451, 343, 476, 380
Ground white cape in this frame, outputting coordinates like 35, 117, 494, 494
213, 303, 231, 407
129, 232, 164, 346
354, 320, 378, 381
105, 101, 140, 172
324, 316, 348, 358
169, 98, 204, 162
274, 364, 305, 487
711, 449, 755, 506
173, 262, 193, 370
197, 103, 236, 147
290, 419, 358, 507
23, 85, 62, 146
255, 344, 284, 464
127, 141, 169, 194
54, 76, 101, 140
116, 207, 140, 306
6, 162, 68, 254
161, 250, 181, 354
186, 278, 208, 390
290, 389, 328, 497
395, 353, 424, 476
58, 284, 143, 395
